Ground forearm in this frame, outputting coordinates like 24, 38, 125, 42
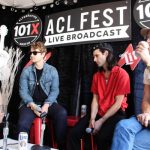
19, 90, 34, 104
102, 101, 122, 122
142, 99, 150, 113
141, 84, 150, 113
90, 97, 98, 120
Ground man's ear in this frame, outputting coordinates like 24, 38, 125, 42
104, 50, 109, 57
42, 52, 46, 58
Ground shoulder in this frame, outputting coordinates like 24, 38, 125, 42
20, 65, 33, 78
22, 65, 33, 73
113, 66, 129, 75
92, 71, 102, 81
93, 71, 101, 77
112, 66, 130, 81
44, 63, 58, 76
44, 63, 57, 71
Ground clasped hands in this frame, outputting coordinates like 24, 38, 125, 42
27, 102, 49, 117
89, 118, 105, 135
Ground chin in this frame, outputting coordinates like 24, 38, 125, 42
98, 64, 102, 67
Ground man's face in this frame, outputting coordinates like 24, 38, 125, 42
93, 49, 107, 67
30, 48, 45, 63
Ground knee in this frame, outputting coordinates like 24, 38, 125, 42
114, 119, 138, 138
61, 108, 67, 117
114, 119, 132, 135
18, 119, 27, 127
18, 119, 31, 133
57, 108, 67, 119
116, 119, 130, 130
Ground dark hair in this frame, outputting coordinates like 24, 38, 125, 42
92, 42, 117, 71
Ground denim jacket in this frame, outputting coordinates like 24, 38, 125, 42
19, 63, 59, 106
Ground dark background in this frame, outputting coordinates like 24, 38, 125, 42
0, 0, 145, 134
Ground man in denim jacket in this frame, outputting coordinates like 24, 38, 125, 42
17, 41, 67, 150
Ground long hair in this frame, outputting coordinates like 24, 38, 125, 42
92, 43, 117, 72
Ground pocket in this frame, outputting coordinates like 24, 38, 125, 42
28, 79, 35, 91
44, 80, 51, 90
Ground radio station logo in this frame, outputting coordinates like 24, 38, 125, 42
133, 0, 150, 28
14, 13, 42, 47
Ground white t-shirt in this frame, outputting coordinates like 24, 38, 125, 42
143, 68, 150, 85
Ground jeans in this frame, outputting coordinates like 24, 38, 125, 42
111, 116, 150, 150
17, 102, 67, 150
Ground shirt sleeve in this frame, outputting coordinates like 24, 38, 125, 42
91, 73, 98, 94
19, 68, 34, 104
115, 69, 130, 95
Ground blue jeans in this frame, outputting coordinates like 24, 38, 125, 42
17, 102, 67, 149
111, 116, 150, 150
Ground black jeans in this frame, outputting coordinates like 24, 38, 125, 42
17, 102, 67, 150
67, 110, 126, 150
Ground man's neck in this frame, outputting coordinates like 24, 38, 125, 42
104, 70, 110, 80
35, 61, 44, 70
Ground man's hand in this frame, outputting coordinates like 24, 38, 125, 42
41, 103, 49, 113
89, 118, 95, 129
27, 103, 43, 117
136, 41, 150, 65
27, 102, 36, 110
137, 113, 150, 127
93, 118, 104, 134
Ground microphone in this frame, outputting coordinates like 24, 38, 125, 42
86, 127, 94, 134
40, 112, 47, 118
33, 105, 47, 118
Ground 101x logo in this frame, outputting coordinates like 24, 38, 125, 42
133, 0, 150, 28
14, 13, 42, 47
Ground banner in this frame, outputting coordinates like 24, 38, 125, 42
44, 0, 131, 47
118, 44, 141, 70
